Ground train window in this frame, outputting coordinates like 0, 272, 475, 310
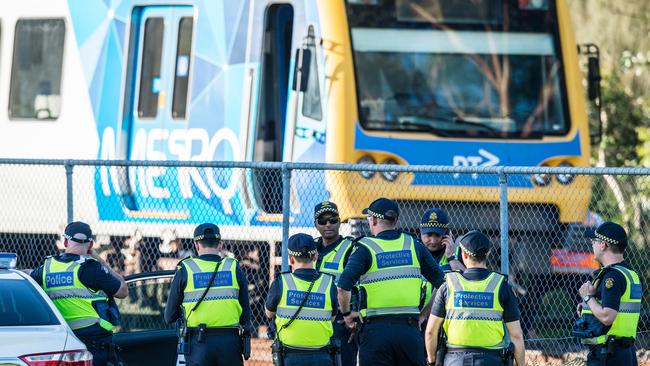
172, 17, 193, 119
9, 19, 65, 120
301, 26, 322, 121
137, 17, 164, 119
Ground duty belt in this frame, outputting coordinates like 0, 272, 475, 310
187, 327, 239, 335
446, 347, 503, 354
282, 345, 330, 354
364, 316, 418, 327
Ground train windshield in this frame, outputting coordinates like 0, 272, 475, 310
346, 0, 569, 139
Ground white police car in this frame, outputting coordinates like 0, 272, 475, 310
0, 253, 92, 365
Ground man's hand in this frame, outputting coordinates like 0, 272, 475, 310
442, 235, 454, 257
343, 311, 362, 330
578, 279, 599, 298
576, 302, 583, 317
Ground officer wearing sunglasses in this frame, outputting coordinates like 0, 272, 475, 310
314, 201, 359, 366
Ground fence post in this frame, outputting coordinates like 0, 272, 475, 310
65, 161, 74, 224
281, 163, 291, 272
498, 168, 509, 275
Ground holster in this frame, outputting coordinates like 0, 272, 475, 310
176, 319, 190, 355
271, 338, 284, 366
435, 333, 447, 366
500, 343, 515, 366
328, 338, 342, 366
240, 328, 251, 360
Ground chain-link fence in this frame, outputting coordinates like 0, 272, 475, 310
1, 159, 648, 365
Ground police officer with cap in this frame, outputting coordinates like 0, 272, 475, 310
576, 221, 642, 365
424, 230, 525, 366
165, 223, 251, 366
31, 221, 128, 366
419, 208, 466, 321
313, 201, 358, 366
337, 197, 445, 366
265, 233, 338, 366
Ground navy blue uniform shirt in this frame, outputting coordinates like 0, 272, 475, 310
164, 254, 251, 326
31, 253, 122, 337
595, 261, 634, 311
431, 268, 520, 322
265, 268, 338, 316
337, 230, 444, 291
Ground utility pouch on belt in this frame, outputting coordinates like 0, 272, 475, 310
435, 332, 447, 366
197, 323, 207, 343
500, 342, 515, 366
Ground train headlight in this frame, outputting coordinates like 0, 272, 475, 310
531, 172, 551, 186
356, 156, 376, 179
380, 159, 400, 182
556, 162, 575, 185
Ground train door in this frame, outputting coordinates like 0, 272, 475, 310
251, 4, 294, 214
119, 6, 194, 215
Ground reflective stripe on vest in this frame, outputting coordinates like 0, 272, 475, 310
275, 272, 334, 349
581, 265, 642, 344
422, 246, 463, 306
318, 238, 353, 282
358, 234, 422, 317
42, 257, 112, 331
443, 271, 506, 349
181, 257, 242, 328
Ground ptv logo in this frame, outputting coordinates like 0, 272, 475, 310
452, 149, 500, 179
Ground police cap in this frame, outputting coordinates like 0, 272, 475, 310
314, 201, 339, 219
420, 208, 449, 235
193, 223, 221, 241
457, 230, 491, 257
64, 221, 93, 244
585, 221, 627, 248
362, 197, 399, 221
288, 233, 317, 258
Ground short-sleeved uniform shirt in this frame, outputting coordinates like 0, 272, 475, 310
265, 268, 339, 316
593, 261, 634, 312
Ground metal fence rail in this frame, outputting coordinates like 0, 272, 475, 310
1, 158, 648, 364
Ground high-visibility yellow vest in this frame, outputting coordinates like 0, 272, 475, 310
317, 238, 353, 282
42, 257, 113, 331
443, 271, 506, 349
422, 246, 463, 306
181, 257, 242, 328
581, 265, 641, 345
275, 272, 334, 348
357, 234, 422, 317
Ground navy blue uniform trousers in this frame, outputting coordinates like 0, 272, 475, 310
587, 345, 637, 366
444, 351, 504, 366
187, 333, 242, 366
76, 332, 113, 366
333, 321, 358, 366
358, 320, 424, 366
284, 351, 333, 366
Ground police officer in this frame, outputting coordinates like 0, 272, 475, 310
313, 201, 358, 366
164, 223, 251, 366
265, 233, 338, 366
337, 197, 445, 366
577, 221, 641, 365
424, 230, 525, 366
31, 221, 128, 366
419, 208, 466, 320
420, 208, 465, 273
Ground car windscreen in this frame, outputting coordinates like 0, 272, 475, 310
0, 278, 60, 326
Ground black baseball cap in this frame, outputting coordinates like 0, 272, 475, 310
585, 221, 627, 248
64, 221, 93, 244
362, 197, 399, 221
457, 230, 491, 257
193, 223, 221, 241
420, 208, 449, 235
314, 201, 339, 219
288, 233, 317, 258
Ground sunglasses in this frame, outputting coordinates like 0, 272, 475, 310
317, 217, 340, 225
